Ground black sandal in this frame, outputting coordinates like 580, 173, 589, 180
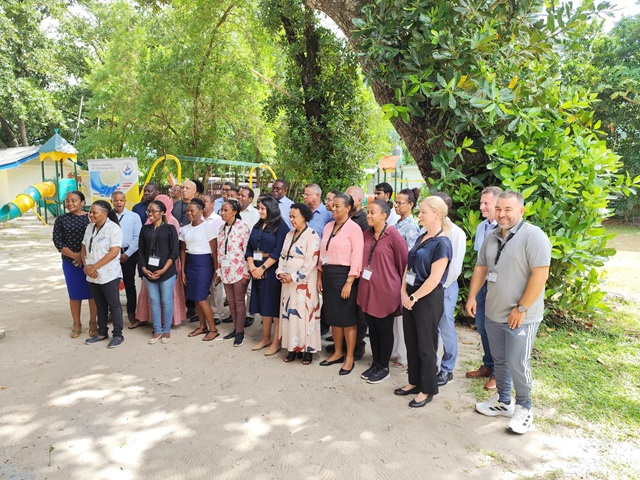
302, 352, 313, 365
284, 351, 298, 363
128, 321, 149, 329
188, 327, 208, 337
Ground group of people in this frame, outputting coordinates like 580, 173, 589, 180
52, 178, 550, 434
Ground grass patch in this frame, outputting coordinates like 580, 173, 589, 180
532, 324, 640, 440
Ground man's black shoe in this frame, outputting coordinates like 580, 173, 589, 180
221, 316, 233, 323
244, 317, 254, 327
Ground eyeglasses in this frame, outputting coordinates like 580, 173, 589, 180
146, 209, 161, 214
394, 201, 410, 206
222, 188, 231, 192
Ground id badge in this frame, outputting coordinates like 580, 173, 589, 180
282, 265, 291, 274
405, 271, 416, 286
362, 267, 373, 281
487, 271, 498, 283
220, 257, 231, 268
148, 256, 160, 267
321, 256, 329, 265
253, 250, 263, 262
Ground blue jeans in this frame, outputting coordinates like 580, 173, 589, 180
476, 283, 494, 369
144, 275, 176, 334
437, 281, 459, 374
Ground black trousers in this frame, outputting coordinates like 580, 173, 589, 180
89, 278, 123, 338
364, 312, 394, 368
403, 284, 444, 395
120, 254, 137, 315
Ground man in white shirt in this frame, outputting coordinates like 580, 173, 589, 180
238, 187, 260, 230
238, 186, 259, 327
374, 182, 400, 226
203, 194, 225, 325
214, 182, 234, 214
271, 179, 293, 228
466, 186, 502, 390
431, 192, 466, 387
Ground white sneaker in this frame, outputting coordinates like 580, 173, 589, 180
475, 393, 515, 417
507, 405, 534, 434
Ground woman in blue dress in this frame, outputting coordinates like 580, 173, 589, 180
246, 195, 289, 355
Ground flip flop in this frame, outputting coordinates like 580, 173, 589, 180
188, 327, 208, 337
203, 331, 220, 341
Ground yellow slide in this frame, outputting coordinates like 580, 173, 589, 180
0, 181, 56, 223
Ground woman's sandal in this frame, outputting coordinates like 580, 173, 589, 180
284, 351, 298, 363
188, 327, 208, 337
128, 321, 149, 329
203, 330, 220, 341
70, 327, 82, 338
302, 352, 313, 365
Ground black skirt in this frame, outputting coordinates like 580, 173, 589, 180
322, 265, 358, 327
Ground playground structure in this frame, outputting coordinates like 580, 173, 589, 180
139, 154, 277, 203
0, 133, 80, 225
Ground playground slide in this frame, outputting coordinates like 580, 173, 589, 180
0, 181, 56, 223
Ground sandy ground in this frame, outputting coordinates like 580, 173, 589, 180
1, 214, 639, 480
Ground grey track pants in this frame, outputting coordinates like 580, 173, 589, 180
485, 318, 540, 409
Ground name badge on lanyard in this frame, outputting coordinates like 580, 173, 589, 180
321, 256, 329, 265
253, 250, 263, 262
362, 267, 373, 281
487, 270, 498, 283
405, 270, 416, 286
220, 256, 231, 268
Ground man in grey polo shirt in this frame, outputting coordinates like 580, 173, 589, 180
465, 190, 551, 434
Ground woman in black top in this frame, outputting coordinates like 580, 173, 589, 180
138, 200, 179, 344
52, 191, 97, 338
246, 195, 289, 355
395, 196, 452, 408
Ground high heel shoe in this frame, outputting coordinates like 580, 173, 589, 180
284, 351, 297, 363
302, 352, 312, 365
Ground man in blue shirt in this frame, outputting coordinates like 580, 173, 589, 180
303, 183, 332, 238
112, 191, 142, 324
465, 186, 502, 390
271, 179, 293, 228
214, 182, 234, 214
132, 182, 159, 224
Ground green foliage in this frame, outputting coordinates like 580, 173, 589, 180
563, 14, 640, 220
352, 0, 639, 320
76, 0, 276, 178
0, 0, 83, 145
261, 0, 392, 195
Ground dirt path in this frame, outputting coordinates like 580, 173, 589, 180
1, 214, 637, 479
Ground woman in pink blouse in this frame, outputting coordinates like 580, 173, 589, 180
217, 199, 251, 347
318, 193, 364, 375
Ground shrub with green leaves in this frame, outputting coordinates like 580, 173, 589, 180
352, 0, 639, 321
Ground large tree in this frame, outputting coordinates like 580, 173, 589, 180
306, 0, 638, 320
261, 0, 391, 194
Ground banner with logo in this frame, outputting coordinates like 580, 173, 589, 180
88, 157, 139, 208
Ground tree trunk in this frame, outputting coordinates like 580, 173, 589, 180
0, 115, 19, 148
18, 118, 28, 146
306, 0, 488, 179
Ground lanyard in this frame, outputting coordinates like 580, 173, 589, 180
89, 223, 105, 253
408, 229, 443, 269
325, 220, 347, 252
367, 225, 387, 266
150, 222, 164, 256
223, 219, 236, 255
494, 220, 524, 266
284, 226, 308, 259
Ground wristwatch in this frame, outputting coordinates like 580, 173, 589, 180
517, 304, 527, 313
409, 294, 416, 303
261, 264, 267, 270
